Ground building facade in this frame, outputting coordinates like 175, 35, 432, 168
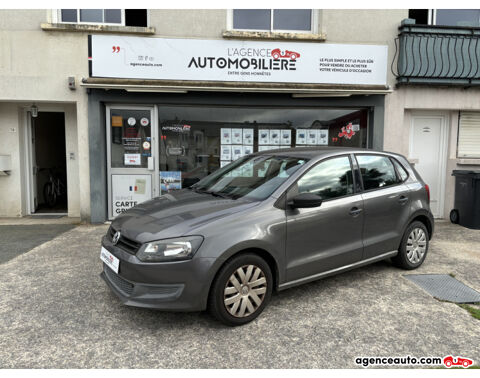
1, 9, 478, 223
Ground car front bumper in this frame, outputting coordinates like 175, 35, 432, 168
100, 236, 218, 311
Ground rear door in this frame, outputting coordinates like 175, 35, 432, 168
355, 154, 412, 259
285, 155, 364, 282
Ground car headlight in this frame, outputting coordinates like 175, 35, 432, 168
136, 236, 204, 262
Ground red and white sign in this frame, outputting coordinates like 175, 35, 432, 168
124, 153, 141, 166
90, 35, 388, 86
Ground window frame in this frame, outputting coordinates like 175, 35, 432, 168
286, 154, 358, 204
228, 9, 318, 34
53, 9, 126, 26
353, 153, 406, 193
390, 157, 410, 183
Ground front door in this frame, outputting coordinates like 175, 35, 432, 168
410, 114, 447, 218
285, 155, 364, 282
107, 106, 157, 219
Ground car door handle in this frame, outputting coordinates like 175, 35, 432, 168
398, 195, 409, 205
349, 207, 363, 216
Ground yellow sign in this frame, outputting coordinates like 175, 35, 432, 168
111, 116, 123, 127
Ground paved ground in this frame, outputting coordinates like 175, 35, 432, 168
0, 224, 75, 264
0, 221, 479, 368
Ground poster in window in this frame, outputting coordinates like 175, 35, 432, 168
111, 174, 152, 217
221, 128, 231, 144
160, 171, 182, 193
280, 129, 291, 145
270, 130, 280, 145
258, 145, 274, 152
220, 161, 230, 168
242, 129, 254, 145
307, 129, 318, 145
258, 129, 269, 145
232, 145, 243, 161
220, 145, 232, 161
124, 153, 141, 166
296, 129, 307, 145
243, 145, 253, 156
318, 130, 329, 145
231, 129, 243, 144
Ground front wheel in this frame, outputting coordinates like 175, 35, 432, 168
392, 221, 429, 270
208, 253, 273, 326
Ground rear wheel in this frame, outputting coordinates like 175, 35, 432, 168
208, 253, 272, 326
450, 209, 459, 224
43, 182, 57, 207
392, 221, 429, 270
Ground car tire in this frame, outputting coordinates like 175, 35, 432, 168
445, 361, 452, 368
450, 209, 459, 224
392, 221, 429, 270
208, 253, 273, 326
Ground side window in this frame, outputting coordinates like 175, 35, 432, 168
296, 156, 354, 200
392, 158, 409, 182
356, 155, 400, 190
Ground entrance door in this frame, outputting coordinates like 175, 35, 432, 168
107, 106, 158, 219
27, 112, 68, 214
410, 114, 447, 218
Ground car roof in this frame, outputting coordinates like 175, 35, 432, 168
252, 146, 401, 160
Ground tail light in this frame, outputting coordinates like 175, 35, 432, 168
425, 184, 430, 204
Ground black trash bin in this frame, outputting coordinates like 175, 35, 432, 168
450, 170, 480, 229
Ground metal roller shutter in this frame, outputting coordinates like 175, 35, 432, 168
458, 112, 480, 158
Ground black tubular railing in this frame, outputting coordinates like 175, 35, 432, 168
393, 19, 480, 86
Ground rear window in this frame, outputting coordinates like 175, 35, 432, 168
356, 155, 400, 190
392, 158, 409, 182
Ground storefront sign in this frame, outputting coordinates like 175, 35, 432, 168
160, 171, 182, 193
111, 175, 151, 216
90, 35, 388, 86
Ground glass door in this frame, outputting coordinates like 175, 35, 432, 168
106, 105, 158, 219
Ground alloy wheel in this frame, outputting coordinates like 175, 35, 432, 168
406, 227, 427, 264
223, 265, 267, 318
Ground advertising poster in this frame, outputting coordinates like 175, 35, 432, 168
111, 174, 152, 216
281, 129, 292, 145
221, 128, 231, 144
318, 130, 329, 145
232, 145, 244, 161
258, 146, 275, 152
124, 153, 141, 165
243, 145, 253, 156
270, 130, 280, 145
296, 129, 307, 145
220, 161, 230, 168
242, 129, 254, 145
307, 130, 318, 145
231, 129, 243, 144
160, 171, 182, 193
220, 145, 232, 161
258, 130, 269, 145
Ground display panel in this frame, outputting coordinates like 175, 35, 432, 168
158, 106, 368, 189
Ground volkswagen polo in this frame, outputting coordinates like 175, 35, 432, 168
100, 147, 434, 326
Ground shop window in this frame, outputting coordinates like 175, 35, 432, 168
356, 155, 400, 190
458, 112, 480, 158
58, 9, 148, 27
232, 9, 313, 32
158, 106, 368, 190
109, 109, 152, 168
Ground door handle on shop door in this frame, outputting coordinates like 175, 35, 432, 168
398, 195, 409, 205
349, 207, 363, 216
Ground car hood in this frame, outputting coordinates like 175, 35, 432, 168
111, 189, 260, 243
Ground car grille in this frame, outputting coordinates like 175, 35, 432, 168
108, 226, 141, 255
104, 264, 134, 296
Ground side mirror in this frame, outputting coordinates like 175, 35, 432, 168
288, 193, 323, 208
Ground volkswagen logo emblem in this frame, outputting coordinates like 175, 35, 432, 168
112, 231, 121, 245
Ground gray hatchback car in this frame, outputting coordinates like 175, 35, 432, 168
100, 147, 434, 326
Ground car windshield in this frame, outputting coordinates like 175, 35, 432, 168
190, 155, 308, 201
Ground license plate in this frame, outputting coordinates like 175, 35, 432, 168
100, 246, 119, 274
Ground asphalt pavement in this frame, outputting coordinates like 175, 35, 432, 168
0, 221, 479, 368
